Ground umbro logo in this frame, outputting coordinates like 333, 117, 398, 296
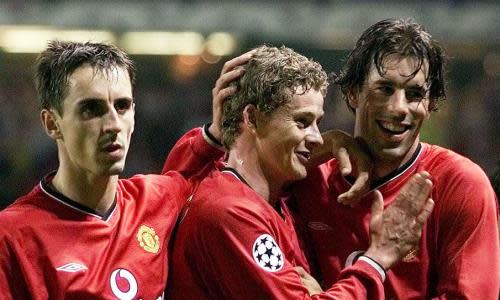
56, 263, 88, 273
307, 221, 333, 231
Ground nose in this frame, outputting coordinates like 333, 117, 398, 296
387, 89, 409, 116
305, 122, 324, 147
103, 107, 121, 134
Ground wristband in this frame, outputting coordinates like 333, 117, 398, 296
203, 123, 224, 150
358, 255, 387, 282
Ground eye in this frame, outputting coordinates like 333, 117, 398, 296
295, 118, 309, 129
80, 100, 105, 119
376, 85, 394, 95
405, 89, 426, 102
115, 99, 133, 114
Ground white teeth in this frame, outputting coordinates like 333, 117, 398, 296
297, 152, 310, 160
379, 121, 406, 133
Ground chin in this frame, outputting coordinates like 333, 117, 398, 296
101, 162, 125, 176
292, 167, 308, 181
375, 147, 410, 163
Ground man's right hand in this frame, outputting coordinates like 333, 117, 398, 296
294, 266, 323, 296
208, 50, 255, 142
364, 171, 435, 270
309, 129, 373, 205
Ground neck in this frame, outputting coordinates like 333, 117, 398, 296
227, 139, 283, 206
372, 142, 421, 179
52, 166, 118, 215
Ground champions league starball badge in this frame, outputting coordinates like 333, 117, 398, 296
252, 234, 284, 272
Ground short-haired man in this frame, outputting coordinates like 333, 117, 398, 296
292, 18, 500, 299
0, 41, 190, 299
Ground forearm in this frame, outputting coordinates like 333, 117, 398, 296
162, 125, 225, 178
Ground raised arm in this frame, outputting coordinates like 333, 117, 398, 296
162, 51, 254, 177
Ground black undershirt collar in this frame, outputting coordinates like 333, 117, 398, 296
221, 166, 250, 187
345, 143, 423, 190
40, 171, 117, 221
221, 166, 284, 216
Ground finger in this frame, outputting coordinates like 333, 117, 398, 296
415, 198, 435, 227
369, 190, 384, 232
218, 68, 246, 87
220, 50, 255, 75
216, 86, 238, 102
371, 190, 384, 214
214, 68, 245, 92
393, 172, 433, 215
294, 266, 306, 277
335, 147, 351, 176
338, 171, 370, 205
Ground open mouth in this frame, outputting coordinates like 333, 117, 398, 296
377, 120, 410, 135
296, 151, 311, 162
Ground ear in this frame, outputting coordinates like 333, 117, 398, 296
40, 109, 63, 140
346, 89, 359, 110
242, 104, 258, 133
131, 102, 136, 134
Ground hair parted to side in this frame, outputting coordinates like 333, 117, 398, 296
335, 18, 447, 112
35, 40, 136, 115
221, 45, 328, 148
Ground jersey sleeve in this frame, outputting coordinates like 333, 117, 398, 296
186, 197, 385, 300
0, 229, 19, 299
0, 219, 45, 299
430, 161, 500, 299
161, 126, 225, 180
158, 171, 193, 213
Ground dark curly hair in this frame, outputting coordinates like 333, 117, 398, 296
335, 18, 447, 112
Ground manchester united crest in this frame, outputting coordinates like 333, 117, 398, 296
137, 225, 160, 254
402, 248, 418, 262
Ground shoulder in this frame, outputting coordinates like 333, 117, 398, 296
187, 174, 276, 231
422, 144, 491, 188
0, 184, 47, 223
120, 172, 190, 196
119, 172, 191, 210
0, 187, 48, 242
422, 144, 496, 218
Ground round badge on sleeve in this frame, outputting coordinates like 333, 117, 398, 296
252, 234, 284, 272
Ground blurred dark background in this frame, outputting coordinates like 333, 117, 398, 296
0, 0, 498, 207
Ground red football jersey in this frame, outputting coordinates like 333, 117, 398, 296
293, 143, 500, 299
0, 172, 190, 299
162, 126, 224, 183
166, 166, 386, 300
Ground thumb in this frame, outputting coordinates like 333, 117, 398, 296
369, 190, 384, 233
294, 266, 307, 277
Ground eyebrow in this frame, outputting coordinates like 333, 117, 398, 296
373, 79, 428, 90
77, 97, 134, 105
293, 110, 324, 120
